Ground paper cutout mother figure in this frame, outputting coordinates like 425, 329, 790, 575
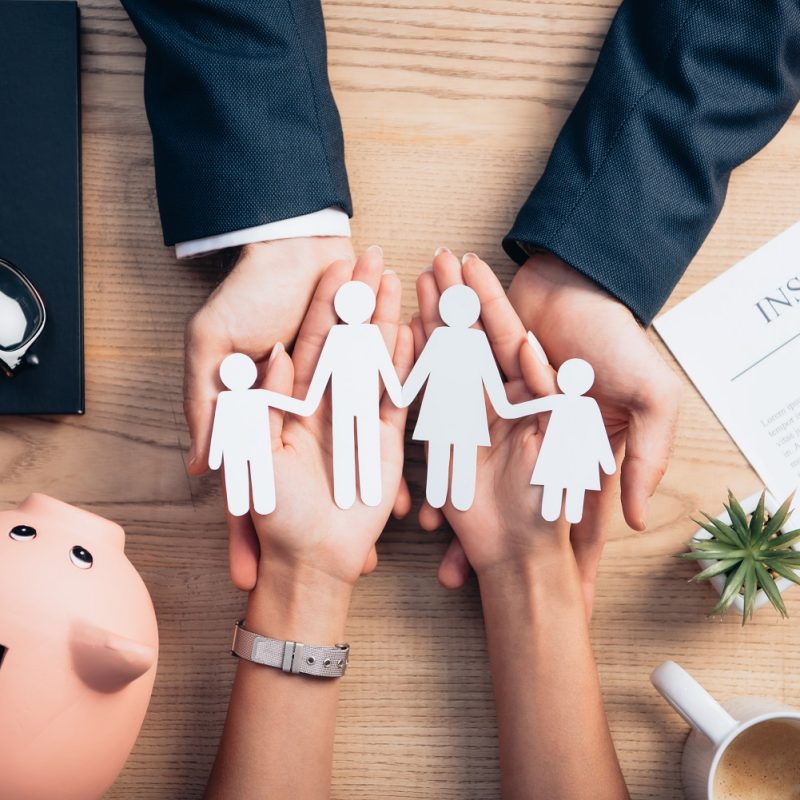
209, 352, 306, 516
301, 280, 403, 509
401, 284, 515, 512
509, 358, 616, 523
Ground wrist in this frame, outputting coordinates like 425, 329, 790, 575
247, 561, 353, 643
476, 542, 582, 608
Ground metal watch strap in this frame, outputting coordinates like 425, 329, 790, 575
231, 620, 350, 678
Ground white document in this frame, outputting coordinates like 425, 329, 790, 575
654, 222, 800, 503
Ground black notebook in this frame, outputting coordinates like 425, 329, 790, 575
0, 0, 83, 414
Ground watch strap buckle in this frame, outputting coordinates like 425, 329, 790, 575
281, 640, 305, 674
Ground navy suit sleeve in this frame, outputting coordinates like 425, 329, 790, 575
503, 0, 800, 325
121, 0, 352, 245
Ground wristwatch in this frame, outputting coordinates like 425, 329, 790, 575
231, 620, 350, 678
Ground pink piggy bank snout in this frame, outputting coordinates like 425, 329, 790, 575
0, 494, 159, 800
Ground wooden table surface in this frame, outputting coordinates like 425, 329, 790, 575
3, 1, 799, 797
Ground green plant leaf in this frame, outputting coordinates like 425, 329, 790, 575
692, 559, 740, 582
754, 562, 788, 618
696, 514, 739, 546
764, 528, 800, 551
712, 560, 749, 616
768, 562, 800, 586
750, 491, 766, 540
760, 493, 796, 542
704, 511, 745, 546
743, 565, 757, 624
680, 549, 745, 561
725, 495, 750, 542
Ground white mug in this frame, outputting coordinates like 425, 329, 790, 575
651, 660, 800, 799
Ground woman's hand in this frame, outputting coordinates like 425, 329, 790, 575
227, 247, 414, 594
410, 250, 572, 582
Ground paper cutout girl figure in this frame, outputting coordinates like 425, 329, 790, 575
508, 358, 616, 523
301, 280, 403, 510
401, 284, 516, 512
209, 353, 306, 516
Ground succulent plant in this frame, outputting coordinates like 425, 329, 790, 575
679, 491, 800, 623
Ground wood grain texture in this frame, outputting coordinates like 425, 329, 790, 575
2, 0, 799, 797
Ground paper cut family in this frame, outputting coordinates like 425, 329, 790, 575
209, 280, 616, 523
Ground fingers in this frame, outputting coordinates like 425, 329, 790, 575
519, 333, 557, 397
461, 253, 527, 380
361, 546, 379, 576
393, 477, 412, 519
437, 537, 472, 589
382, 324, 414, 425
431, 247, 464, 291
184, 313, 226, 475
621, 377, 681, 530
372, 268, 402, 357
227, 513, 260, 592
419, 500, 445, 532
416, 269, 442, 338
410, 313, 427, 357
291, 259, 355, 395
352, 244, 385, 293
261, 342, 295, 448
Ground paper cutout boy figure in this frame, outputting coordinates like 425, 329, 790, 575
509, 358, 616, 523
301, 280, 403, 509
209, 353, 306, 516
401, 284, 516, 512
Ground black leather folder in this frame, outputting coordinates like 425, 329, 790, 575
0, 0, 83, 414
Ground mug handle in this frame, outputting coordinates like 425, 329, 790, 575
651, 661, 737, 746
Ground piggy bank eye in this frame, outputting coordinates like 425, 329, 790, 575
9, 524, 36, 541
69, 546, 93, 569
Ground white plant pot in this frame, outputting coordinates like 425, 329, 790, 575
691, 490, 799, 616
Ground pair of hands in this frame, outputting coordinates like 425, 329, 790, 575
184, 238, 681, 609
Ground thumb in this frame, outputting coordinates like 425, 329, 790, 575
184, 315, 225, 475
621, 389, 680, 531
519, 331, 557, 397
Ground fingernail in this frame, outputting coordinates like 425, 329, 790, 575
641, 498, 650, 530
527, 330, 549, 365
188, 442, 197, 465
269, 342, 284, 364
382, 268, 397, 276
367, 244, 383, 256
421, 265, 434, 273
434, 246, 451, 257
461, 252, 478, 265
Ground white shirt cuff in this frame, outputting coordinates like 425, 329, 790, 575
174, 207, 351, 259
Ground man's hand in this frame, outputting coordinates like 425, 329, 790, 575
508, 251, 682, 530
184, 236, 354, 474
505, 251, 682, 610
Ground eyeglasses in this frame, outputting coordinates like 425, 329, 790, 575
0, 258, 45, 376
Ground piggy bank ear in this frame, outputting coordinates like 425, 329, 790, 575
69, 622, 156, 693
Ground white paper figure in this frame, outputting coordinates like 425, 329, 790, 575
401, 284, 516, 512
209, 353, 306, 517
301, 281, 403, 510
507, 358, 616, 524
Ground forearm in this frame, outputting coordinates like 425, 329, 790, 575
505, 0, 800, 325
478, 550, 628, 800
205, 565, 352, 800
121, 0, 351, 245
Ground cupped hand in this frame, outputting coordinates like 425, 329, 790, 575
504, 251, 681, 614
508, 252, 681, 532
184, 236, 355, 474
411, 250, 572, 585
226, 248, 414, 592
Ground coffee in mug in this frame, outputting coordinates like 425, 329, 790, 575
713, 718, 800, 800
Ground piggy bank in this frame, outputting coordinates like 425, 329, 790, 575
0, 494, 159, 800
